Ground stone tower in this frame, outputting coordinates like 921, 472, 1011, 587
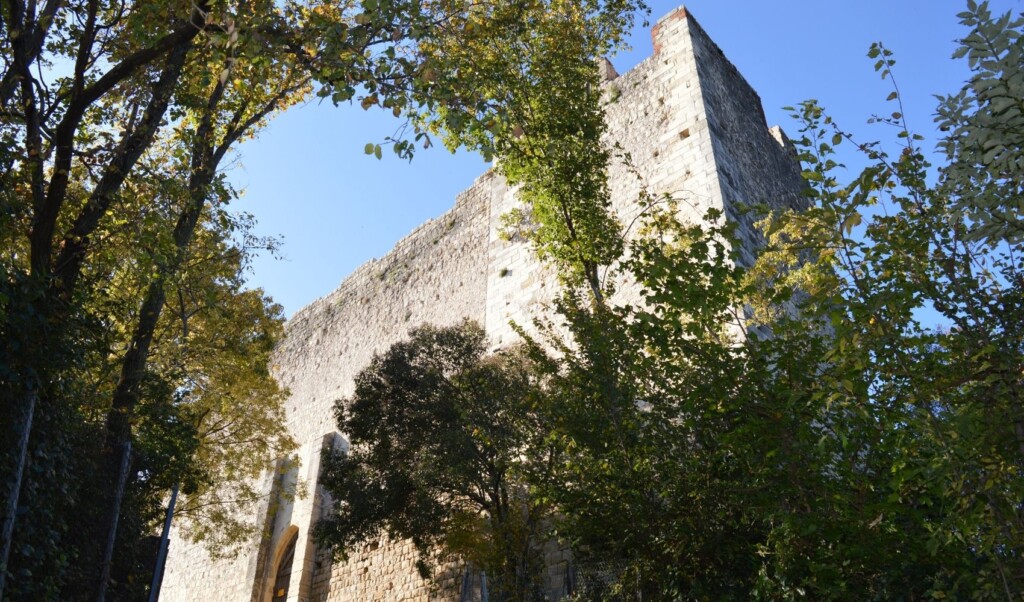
160, 7, 806, 601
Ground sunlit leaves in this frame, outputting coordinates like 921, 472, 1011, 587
935, 2, 1024, 243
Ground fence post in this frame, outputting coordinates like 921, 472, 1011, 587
459, 564, 472, 602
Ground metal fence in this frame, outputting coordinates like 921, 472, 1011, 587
563, 560, 641, 602
458, 560, 641, 602
457, 565, 547, 602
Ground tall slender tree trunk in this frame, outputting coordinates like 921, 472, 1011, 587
93, 196, 205, 600
97, 288, 164, 599
92, 98, 230, 596
85, 43, 202, 602
90, 46, 291, 598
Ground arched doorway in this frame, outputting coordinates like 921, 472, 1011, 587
271, 529, 299, 602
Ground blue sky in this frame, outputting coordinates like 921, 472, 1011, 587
231, 0, 1019, 317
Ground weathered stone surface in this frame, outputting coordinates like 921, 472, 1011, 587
161, 7, 806, 601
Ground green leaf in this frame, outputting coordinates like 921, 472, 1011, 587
841, 211, 862, 235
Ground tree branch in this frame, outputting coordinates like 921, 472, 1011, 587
0, 0, 63, 108
51, 41, 193, 297
29, 1, 209, 279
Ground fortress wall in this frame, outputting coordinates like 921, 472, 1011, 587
162, 174, 495, 602
483, 165, 556, 346
610, 7, 723, 225
274, 177, 492, 446
601, 8, 727, 310
163, 7, 810, 601
160, 533, 254, 601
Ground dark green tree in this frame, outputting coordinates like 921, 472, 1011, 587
317, 322, 556, 600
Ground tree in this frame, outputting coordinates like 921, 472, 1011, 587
0, 0, 315, 592
0, 0, 302, 593
0, 132, 295, 598
480, 1, 1024, 599
317, 322, 556, 600
1, 0, 649, 595
746, 3, 1024, 594
419, 0, 635, 299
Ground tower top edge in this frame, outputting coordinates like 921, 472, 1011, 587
654, 5, 689, 27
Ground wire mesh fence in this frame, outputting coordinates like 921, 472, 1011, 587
457, 560, 641, 602
457, 565, 548, 602
563, 560, 641, 602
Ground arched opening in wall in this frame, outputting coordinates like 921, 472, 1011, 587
270, 528, 299, 602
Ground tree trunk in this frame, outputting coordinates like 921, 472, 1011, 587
94, 275, 169, 599
89, 44, 291, 598
93, 144, 217, 602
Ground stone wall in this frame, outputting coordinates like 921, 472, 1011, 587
161, 7, 808, 601
162, 177, 494, 602
683, 9, 807, 266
